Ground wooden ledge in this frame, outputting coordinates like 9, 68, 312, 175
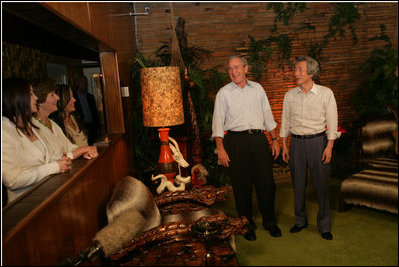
2, 133, 129, 265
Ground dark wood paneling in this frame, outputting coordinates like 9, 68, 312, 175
42, 2, 136, 86
41, 2, 92, 34
2, 134, 129, 266
88, 2, 136, 85
2, 6, 99, 61
100, 52, 125, 134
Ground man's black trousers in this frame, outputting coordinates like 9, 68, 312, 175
223, 131, 277, 229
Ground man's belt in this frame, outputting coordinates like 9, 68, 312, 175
228, 129, 264, 135
291, 132, 325, 139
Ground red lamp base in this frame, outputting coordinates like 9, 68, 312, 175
157, 128, 177, 182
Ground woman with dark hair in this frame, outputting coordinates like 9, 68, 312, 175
32, 79, 98, 161
50, 84, 88, 147
2, 78, 71, 204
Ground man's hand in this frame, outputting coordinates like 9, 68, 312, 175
215, 137, 230, 167
322, 140, 334, 164
281, 138, 289, 163
268, 129, 280, 160
217, 147, 231, 167
271, 140, 280, 160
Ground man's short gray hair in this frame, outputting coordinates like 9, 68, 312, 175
228, 55, 248, 67
295, 56, 320, 80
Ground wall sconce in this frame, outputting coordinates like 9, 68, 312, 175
129, 6, 150, 16
141, 66, 184, 182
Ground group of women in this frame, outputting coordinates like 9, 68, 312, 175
2, 78, 99, 205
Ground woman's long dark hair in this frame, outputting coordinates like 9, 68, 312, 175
2, 78, 38, 135
50, 84, 87, 143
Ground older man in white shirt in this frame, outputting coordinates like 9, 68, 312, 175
280, 56, 341, 241
212, 55, 281, 241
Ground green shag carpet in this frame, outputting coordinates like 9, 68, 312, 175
214, 178, 398, 266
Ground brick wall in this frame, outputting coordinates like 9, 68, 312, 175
133, 2, 398, 131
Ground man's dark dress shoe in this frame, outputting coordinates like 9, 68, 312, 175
289, 224, 308, 233
244, 231, 256, 241
321, 232, 333, 240
265, 225, 282, 237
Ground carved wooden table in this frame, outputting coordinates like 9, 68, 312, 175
109, 186, 248, 266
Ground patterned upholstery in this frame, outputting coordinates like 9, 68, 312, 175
340, 118, 398, 214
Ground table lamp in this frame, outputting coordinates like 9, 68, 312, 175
141, 66, 185, 182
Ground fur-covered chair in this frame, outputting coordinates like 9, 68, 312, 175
58, 176, 248, 266
340, 117, 398, 214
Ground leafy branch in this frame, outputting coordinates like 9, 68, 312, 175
243, 34, 292, 82
309, 3, 360, 62
267, 3, 308, 33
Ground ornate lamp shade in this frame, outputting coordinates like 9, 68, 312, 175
140, 66, 185, 182
141, 66, 184, 127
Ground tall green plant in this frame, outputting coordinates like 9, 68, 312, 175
351, 28, 398, 118
188, 66, 229, 132
187, 67, 231, 186
156, 44, 211, 68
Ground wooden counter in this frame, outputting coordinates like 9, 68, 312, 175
2, 134, 129, 266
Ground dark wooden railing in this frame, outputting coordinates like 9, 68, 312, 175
2, 134, 129, 266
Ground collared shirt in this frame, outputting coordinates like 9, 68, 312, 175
2, 117, 60, 204
280, 82, 341, 140
212, 80, 277, 138
32, 117, 78, 160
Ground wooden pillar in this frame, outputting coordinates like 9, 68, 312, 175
100, 52, 125, 134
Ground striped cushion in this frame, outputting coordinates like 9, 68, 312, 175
341, 158, 398, 214
361, 157, 398, 171
361, 119, 397, 156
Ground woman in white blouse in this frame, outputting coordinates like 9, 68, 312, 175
2, 78, 72, 204
32, 79, 98, 161
51, 84, 88, 147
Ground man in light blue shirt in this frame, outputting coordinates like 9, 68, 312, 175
212, 55, 281, 241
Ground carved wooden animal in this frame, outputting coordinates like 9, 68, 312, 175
169, 136, 191, 185
151, 137, 192, 194
169, 136, 189, 168
152, 174, 188, 194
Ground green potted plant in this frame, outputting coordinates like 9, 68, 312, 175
351, 26, 398, 119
